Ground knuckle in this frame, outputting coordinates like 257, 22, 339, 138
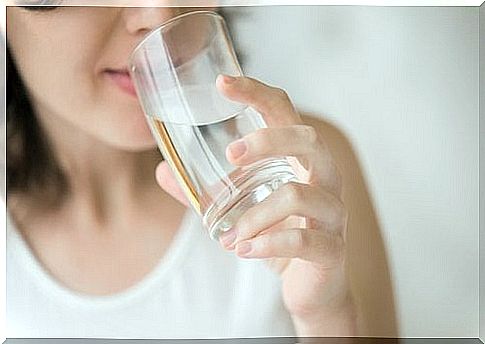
300, 125, 318, 145
263, 87, 291, 113
235, 215, 252, 238
256, 235, 273, 254
328, 197, 349, 234
334, 235, 346, 264
241, 76, 254, 91
327, 161, 343, 195
289, 230, 306, 254
273, 87, 290, 102
236, 205, 269, 239
284, 182, 306, 205
247, 128, 273, 155
329, 196, 347, 227
336, 198, 348, 224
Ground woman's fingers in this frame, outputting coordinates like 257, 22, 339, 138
235, 228, 345, 267
220, 182, 347, 248
216, 74, 302, 127
217, 75, 342, 193
226, 125, 334, 184
155, 161, 190, 207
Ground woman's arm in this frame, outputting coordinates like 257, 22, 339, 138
157, 75, 397, 339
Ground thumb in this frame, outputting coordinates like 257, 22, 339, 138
155, 161, 190, 207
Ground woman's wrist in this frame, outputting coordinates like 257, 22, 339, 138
290, 288, 358, 338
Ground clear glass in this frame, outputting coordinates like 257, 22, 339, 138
129, 11, 298, 240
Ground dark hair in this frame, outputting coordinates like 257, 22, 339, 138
7, 6, 243, 209
7, 40, 69, 208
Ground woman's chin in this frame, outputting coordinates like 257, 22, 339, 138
94, 108, 158, 151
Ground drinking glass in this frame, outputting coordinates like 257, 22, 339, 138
129, 11, 298, 240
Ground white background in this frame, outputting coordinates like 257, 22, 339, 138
228, 5, 479, 337
1, 2, 482, 341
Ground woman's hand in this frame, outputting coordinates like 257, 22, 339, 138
156, 75, 357, 337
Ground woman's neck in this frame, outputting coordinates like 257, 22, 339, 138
20, 101, 170, 229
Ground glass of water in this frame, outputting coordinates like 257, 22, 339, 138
129, 11, 298, 240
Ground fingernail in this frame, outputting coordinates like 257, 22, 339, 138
220, 228, 237, 248
223, 75, 237, 84
228, 139, 247, 160
237, 241, 252, 257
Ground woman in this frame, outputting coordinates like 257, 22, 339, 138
6, 6, 357, 339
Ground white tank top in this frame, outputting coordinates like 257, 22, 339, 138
6, 208, 296, 339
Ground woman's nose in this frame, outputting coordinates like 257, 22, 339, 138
122, 7, 181, 36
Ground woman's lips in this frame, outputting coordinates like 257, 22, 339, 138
104, 69, 137, 97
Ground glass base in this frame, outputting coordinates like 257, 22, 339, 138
203, 158, 298, 241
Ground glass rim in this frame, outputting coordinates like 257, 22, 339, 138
128, 10, 224, 68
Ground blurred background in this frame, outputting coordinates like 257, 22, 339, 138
225, 5, 479, 337
0, 4, 481, 339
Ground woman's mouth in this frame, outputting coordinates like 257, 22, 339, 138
104, 68, 137, 97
